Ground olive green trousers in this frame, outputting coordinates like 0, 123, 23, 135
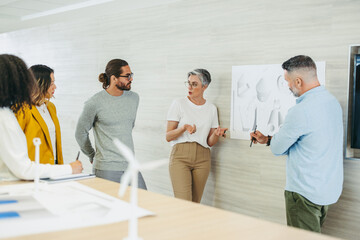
285, 190, 328, 233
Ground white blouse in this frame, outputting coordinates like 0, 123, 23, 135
0, 107, 71, 181
167, 97, 219, 148
36, 103, 56, 161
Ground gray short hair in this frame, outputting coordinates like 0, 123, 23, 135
187, 69, 211, 86
282, 55, 317, 73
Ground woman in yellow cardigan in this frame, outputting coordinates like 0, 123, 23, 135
16, 65, 63, 165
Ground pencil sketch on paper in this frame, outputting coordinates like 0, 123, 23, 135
230, 62, 325, 140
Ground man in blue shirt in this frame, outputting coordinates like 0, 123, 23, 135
250, 55, 343, 232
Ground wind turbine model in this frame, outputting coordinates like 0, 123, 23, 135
113, 138, 166, 240
33, 138, 41, 193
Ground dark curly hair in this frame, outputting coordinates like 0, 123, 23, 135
0, 54, 38, 113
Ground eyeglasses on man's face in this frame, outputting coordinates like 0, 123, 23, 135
118, 73, 134, 81
184, 81, 200, 88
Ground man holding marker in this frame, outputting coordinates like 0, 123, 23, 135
250, 55, 343, 233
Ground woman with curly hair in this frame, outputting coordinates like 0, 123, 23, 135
0, 54, 82, 181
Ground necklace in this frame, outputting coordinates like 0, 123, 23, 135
38, 104, 47, 113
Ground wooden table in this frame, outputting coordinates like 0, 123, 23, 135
2, 178, 342, 240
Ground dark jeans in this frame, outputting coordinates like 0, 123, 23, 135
285, 190, 328, 233
94, 169, 147, 190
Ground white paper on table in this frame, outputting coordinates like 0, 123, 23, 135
0, 182, 154, 238
40, 172, 96, 183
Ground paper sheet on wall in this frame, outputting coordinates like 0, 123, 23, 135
230, 62, 325, 139
0, 182, 154, 238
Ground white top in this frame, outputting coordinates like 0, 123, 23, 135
167, 97, 219, 148
36, 103, 56, 160
0, 107, 72, 181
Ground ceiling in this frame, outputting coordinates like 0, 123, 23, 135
0, 0, 90, 33
0, 0, 179, 34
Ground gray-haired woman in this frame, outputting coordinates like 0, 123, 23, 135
166, 69, 227, 203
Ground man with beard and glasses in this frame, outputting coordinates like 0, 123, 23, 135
250, 55, 343, 233
75, 59, 146, 189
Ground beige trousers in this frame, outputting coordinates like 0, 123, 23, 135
169, 142, 211, 203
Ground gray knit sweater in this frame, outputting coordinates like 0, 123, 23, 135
75, 90, 139, 171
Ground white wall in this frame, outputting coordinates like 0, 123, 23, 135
1, 0, 360, 239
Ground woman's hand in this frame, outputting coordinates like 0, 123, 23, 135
70, 160, 83, 174
184, 124, 196, 134
214, 127, 228, 138
166, 121, 196, 142
207, 126, 228, 147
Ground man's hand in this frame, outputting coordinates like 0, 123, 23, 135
250, 130, 268, 144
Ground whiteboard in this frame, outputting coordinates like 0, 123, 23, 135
230, 62, 325, 140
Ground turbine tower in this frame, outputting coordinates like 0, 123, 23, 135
113, 138, 166, 240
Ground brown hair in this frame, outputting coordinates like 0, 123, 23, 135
0, 54, 38, 113
98, 59, 128, 89
29, 64, 54, 106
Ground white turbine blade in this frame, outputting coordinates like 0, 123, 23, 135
119, 170, 132, 197
139, 159, 167, 171
113, 138, 135, 164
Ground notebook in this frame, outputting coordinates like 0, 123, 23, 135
40, 173, 95, 183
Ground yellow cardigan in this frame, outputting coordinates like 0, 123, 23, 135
16, 102, 63, 165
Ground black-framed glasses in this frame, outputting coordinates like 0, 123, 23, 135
184, 81, 199, 88
118, 73, 134, 81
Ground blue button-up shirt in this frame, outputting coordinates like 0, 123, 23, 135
271, 86, 343, 205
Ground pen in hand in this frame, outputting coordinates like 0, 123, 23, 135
250, 125, 257, 147
70, 151, 83, 173
223, 129, 227, 137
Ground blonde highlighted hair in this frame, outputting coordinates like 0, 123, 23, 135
30, 64, 54, 106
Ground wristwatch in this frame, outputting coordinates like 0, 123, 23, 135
266, 136, 271, 146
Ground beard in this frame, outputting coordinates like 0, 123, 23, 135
289, 87, 300, 97
116, 81, 131, 91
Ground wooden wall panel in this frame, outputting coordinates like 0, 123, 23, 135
1, 0, 360, 239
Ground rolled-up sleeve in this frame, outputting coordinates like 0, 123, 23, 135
270, 107, 307, 156
167, 99, 181, 122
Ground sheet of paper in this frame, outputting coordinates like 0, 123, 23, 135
0, 182, 154, 238
230, 62, 326, 139
40, 173, 96, 183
